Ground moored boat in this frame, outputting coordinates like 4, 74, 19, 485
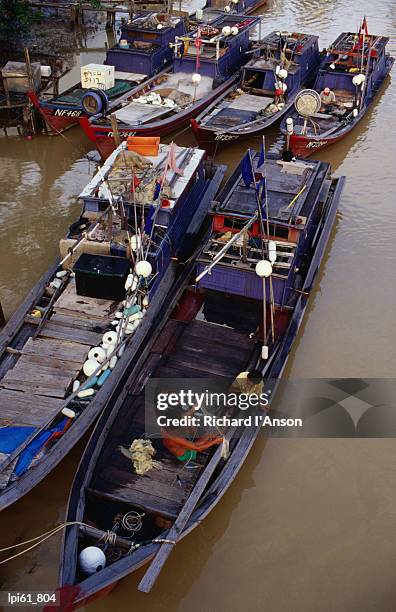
28, 11, 186, 134
280, 19, 395, 157
191, 30, 321, 155
0, 140, 225, 510
79, 14, 260, 159
57, 148, 345, 608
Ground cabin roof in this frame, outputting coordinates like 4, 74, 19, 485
121, 11, 182, 33
260, 31, 319, 54
216, 158, 320, 223
328, 31, 389, 57
187, 14, 259, 43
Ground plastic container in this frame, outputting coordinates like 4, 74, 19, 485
80, 63, 115, 90
127, 136, 160, 157
1, 61, 41, 93
73, 254, 130, 301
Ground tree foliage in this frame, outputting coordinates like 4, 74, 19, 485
0, 0, 35, 42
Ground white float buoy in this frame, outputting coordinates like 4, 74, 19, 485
143, 296, 149, 308
110, 355, 118, 369
62, 407, 76, 419
83, 359, 99, 377
103, 331, 118, 345
255, 260, 273, 278
72, 380, 80, 393
268, 241, 277, 264
231, 26, 239, 35
125, 273, 134, 291
191, 72, 201, 84
278, 68, 288, 80
78, 388, 95, 399
224, 5, 231, 12
286, 117, 294, 134
135, 261, 152, 278
88, 347, 106, 363
79, 547, 106, 575
222, 26, 231, 36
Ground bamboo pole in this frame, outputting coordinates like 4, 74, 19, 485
110, 113, 121, 147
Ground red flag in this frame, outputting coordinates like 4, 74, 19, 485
131, 171, 140, 192
362, 16, 369, 36
195, 27, 201, 71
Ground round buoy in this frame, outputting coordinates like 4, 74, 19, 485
88, 346, 106, 363
135, 261, 152, 278
103, 331, 118, 345
83, 359, 99, 377
278, 68, 288, 80
78, 547, 106, 575
231, 26, 239, 36
222, 26, 231, 36
255, 260, 272, 278
192, 72, 202, 84
224, 5, 231, 12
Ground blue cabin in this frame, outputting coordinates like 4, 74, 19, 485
314, 30, 392, 103
241, 31, 320, 96
105, 11, 186, 77
196, 154, 331, 307
172, 14, 260, 79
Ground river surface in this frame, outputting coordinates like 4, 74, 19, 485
0, 1, 396, 610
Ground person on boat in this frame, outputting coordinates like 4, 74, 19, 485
320, 87, 337, 111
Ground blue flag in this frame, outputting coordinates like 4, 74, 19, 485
241, 151, 254, 188
257, 141, 265, 173
144, 203, 156, 235
153, 181, 161, 200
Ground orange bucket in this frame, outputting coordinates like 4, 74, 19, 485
127, 136, 160, 156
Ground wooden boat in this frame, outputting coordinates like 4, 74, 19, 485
191, 31, 321, 155
280, 20, 395, 158
58, 150, 345, 608
0, 140, 225, 510
28, 12, 186, 134
79, 14, 260, 159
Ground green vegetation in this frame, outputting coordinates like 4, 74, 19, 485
0, 0, 35, 42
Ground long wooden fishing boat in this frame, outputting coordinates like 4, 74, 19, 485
280, 20, 395, 157
0, 140, 225, 511
79, 14, 260, 159
28, 11, 186, 134
191, 31, 321, 155
57, 149, 345, 608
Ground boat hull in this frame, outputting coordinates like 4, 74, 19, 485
80, 76, 238, 159
59, 172, 345, 607
28, 91, 82, 133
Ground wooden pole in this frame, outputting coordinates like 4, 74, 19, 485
110, 113, 121, 147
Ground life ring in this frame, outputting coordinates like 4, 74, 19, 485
82, 89, 109, 116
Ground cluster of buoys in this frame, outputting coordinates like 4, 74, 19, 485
70, 259, 152, 404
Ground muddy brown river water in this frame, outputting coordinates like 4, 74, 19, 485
0, 1, 396, 610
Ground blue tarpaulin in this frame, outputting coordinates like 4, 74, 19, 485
0, 417, 69, 477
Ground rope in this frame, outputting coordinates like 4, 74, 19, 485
153, 538, 176, 545
0, 521, 91, 565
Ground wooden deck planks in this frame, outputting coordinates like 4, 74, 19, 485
0, 389, 63, 426
55, 282, 118, 320
22, 337, 89, 364
38, 322, 102, 346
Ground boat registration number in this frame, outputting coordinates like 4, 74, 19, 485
107, 131, 137, 138
215, 133, 238, 142
54, 109, 82, 117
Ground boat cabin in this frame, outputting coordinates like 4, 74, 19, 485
173, 14, 260, 78
242, 31, 320, 96
105, 11, 186, 76
197, 154, 331, 308
79, 140, 208, 293
316, 30, 391, 101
